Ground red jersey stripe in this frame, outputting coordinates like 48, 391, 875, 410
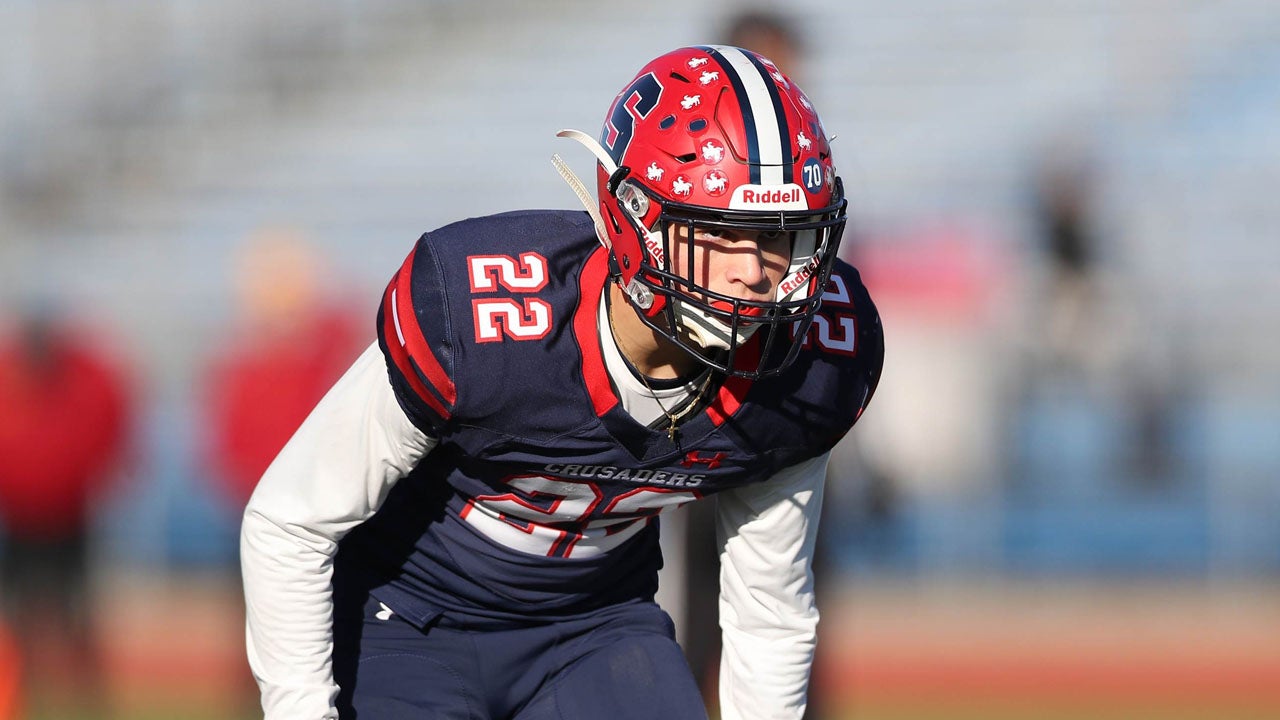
706, 339, 758, 426
381, 245, 458, 415
573, 248, 618, 417
381, 280, 449, 419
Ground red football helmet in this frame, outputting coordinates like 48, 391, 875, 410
557, 45, 847, 378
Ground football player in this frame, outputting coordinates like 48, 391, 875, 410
241, 45, 883, 720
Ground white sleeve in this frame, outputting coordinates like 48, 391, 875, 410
716, 452, 828, 720
240, 342, 437, 720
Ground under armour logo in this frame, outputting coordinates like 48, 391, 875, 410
681, 451, 726, 469
375, 602, 394, 621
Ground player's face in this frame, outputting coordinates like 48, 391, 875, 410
667, 224, 790, 304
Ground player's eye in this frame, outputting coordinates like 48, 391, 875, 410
757, 230, 792, 250
692, 227, 732, 245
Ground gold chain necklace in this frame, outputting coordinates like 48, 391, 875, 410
606, 295, 715, 443
634, 362, 715, 444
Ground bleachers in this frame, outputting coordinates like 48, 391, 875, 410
0, 0, 1275, 576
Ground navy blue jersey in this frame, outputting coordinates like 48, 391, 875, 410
337, 209, 882, 626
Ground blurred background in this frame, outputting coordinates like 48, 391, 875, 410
0, 1, 1277, 718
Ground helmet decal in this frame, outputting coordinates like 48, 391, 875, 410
602, 72, 663, 166
700, 139, 726, 164
702, 170, 729, 196
801, 158, 824, 194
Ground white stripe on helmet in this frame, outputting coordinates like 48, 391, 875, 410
712, 46, 786, 185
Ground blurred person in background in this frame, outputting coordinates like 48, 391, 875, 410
203, 226, 365, 511
0, 306, 134, 718
1028, 138, 1110, 377
1025, 136, 1176, 487
720, 8, 804, 74
241, 45, 882, 720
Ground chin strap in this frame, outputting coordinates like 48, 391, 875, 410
552, 129, 656, 312
556, 130, 704, 319
555, 129, 619, 174
551, 129, 619, 252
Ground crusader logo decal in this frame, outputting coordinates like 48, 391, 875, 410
703, 170, 728, 196
701, 140, 725, 164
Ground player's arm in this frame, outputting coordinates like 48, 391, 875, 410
240, 342, 436, 720
715, 452, 828, 720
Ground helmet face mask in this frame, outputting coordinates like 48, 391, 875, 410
614, 176, 847, 377
590, 45, 848, 378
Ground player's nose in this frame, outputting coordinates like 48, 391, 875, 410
722, 242, 773, 299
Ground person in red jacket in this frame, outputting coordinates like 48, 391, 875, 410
0, 309, 133, 716
202, 226, 364, 510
